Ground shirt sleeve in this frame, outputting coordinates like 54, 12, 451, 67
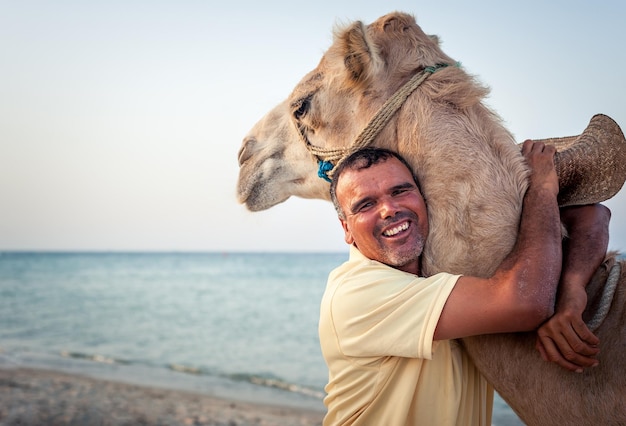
329, 261, 459, 360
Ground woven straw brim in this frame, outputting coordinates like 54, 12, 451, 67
531, 114, 626, 206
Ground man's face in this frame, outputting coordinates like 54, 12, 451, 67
336, 157, 429, 274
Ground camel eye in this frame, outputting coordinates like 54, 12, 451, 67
293, 96, 311, 120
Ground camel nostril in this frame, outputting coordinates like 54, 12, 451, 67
238, 138, 256, 166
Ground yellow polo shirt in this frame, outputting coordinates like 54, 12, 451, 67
319, 246, 493, 425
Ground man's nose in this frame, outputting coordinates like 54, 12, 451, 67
379, 197, 400, 219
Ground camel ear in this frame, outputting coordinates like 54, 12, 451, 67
336, 21, 379, 84
428, 34, 441, 46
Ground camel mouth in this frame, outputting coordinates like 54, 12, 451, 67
240, 193, 278, 212
244, 200, 268, 212
237, 176, 291, 212
237, 186, 268, 212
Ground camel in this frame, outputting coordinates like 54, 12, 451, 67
236, 12, 626, 425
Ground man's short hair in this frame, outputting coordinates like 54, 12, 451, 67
329, 148, 421, 219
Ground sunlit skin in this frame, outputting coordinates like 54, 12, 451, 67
336, 157, 429, 275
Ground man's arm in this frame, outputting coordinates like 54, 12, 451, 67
535, 203, 610, 372
434, 140, 562, 340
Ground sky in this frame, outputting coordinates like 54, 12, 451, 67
1, 1, 625, 253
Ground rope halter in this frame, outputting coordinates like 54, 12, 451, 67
296, 63, 455, 182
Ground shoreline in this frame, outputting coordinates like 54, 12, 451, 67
0, 366, 324, 425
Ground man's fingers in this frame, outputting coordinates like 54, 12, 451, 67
572, 321, 600, 347
521, 140, 556, 155
538, 328, 600, 371
521, 139, 534, 154
537, 335, 583, 373
560, 322, 600, 359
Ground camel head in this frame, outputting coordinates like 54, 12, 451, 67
237, 12, 455, 211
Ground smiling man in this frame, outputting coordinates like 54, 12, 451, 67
319, 145, 608, 425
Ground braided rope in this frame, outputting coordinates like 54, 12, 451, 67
307, 143, 346, 161
586, 261, 621, 331
350, 67, 440, 155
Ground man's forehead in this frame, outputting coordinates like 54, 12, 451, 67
337, 159, 414, 197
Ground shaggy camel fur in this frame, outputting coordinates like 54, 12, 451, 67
237, 12, 625, 425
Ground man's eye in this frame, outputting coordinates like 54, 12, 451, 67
393, 186, 417, 196
356, 201, 374, 212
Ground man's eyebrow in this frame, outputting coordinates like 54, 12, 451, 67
392, 182, 417, 191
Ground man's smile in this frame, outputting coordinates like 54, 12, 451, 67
382, 221, 410, 237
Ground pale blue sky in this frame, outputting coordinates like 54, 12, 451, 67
1, 1, 625, 252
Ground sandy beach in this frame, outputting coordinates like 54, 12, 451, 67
0, 367, 324, 426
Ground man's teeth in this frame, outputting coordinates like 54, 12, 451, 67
383, 222, 409, 237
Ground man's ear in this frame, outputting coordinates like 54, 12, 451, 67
340, 218, 355, 245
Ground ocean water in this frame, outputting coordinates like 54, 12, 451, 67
0, 252, 523, 424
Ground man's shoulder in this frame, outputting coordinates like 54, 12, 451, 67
330, 246, 408, 282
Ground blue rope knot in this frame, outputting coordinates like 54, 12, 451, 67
317, 160, 334, 182
424, 62, 462, 74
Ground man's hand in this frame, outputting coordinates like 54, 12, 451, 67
521, 140, 558, 197
535, 283, 599, 373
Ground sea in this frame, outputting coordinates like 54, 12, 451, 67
0, 251, 524, 425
